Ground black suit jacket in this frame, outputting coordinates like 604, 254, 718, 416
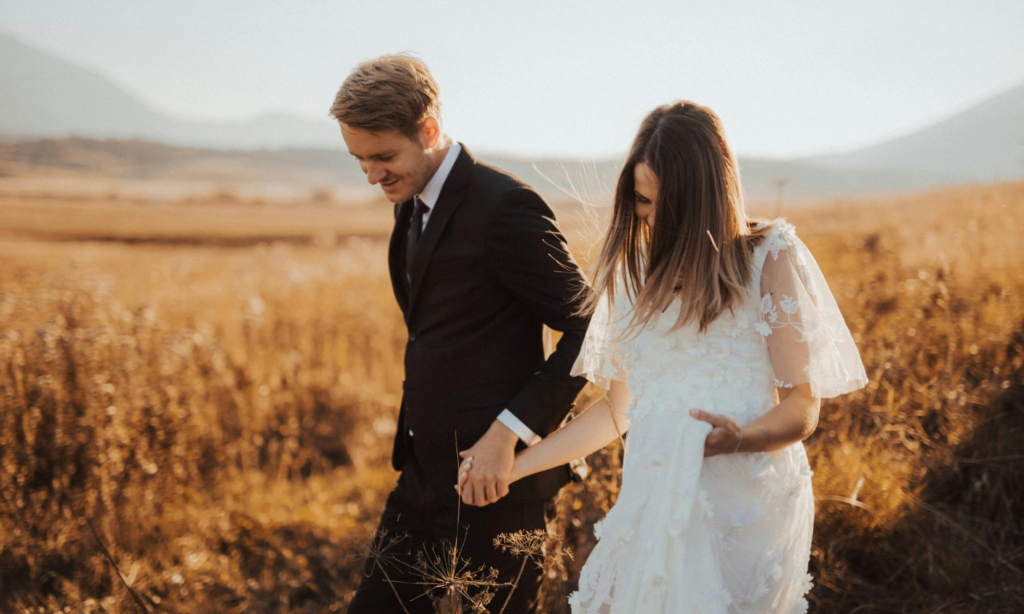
388, 144, 590, 507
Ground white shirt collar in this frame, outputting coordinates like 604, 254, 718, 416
418, 141, 462, 210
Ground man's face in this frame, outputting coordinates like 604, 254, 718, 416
341, 122, 437, 204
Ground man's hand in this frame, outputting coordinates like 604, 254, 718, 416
454, 420, 519, 506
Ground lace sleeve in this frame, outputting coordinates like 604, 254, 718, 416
570, 288, 632, 390
757, 224, 868, 398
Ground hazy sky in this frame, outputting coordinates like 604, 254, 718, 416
1, 0, 1022, 158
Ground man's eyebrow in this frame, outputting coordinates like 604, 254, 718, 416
352, 150, 397, 161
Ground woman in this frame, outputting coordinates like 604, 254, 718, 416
459, 101, 868, 613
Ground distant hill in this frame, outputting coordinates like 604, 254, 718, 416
473, 154, 971, 204
0, 32, 341, 150
808, 83, 1024, 181
2, 30, 1022, 202
0, 137, 373, 201
0, 136, 974, 206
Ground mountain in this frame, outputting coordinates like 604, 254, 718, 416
0, 32, 341, 150
0, 136, 964, 206
807, 83, 1024, 181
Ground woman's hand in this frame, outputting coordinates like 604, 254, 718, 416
456, 453, 528, 501
455, 421, 518, 507
455, 455, 474, 499
689, 408, 742, 457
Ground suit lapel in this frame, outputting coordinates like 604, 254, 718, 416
388, 199, 414, 316
406, 146, 475, 317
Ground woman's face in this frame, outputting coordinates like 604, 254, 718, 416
633, 161, 658, 229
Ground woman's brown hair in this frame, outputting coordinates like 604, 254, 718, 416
583, 101, 771, 334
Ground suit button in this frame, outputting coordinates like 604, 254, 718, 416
409, 332, 417, 342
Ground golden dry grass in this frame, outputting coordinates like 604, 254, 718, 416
0, 197, 392, 246
0, 181, 1022, 613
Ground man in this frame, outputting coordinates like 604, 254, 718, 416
331, 55, 590, 613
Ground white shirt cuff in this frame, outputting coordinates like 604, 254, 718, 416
497, 409, 541, 446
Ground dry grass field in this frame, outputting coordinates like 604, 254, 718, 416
1, 174, 1022, 613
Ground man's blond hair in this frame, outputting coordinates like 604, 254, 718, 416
329, 54, 442, 140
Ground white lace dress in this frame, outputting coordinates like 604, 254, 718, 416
567, 221, 868, 614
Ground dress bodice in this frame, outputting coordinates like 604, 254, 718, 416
619, 280, 776, 426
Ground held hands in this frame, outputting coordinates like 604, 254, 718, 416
453, 420, 519, 507
689, 408, 743, 458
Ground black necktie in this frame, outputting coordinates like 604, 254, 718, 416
406, 196, 430, 278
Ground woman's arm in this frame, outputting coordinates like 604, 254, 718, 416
458, 379, 631, 495
692, 382, 820, 457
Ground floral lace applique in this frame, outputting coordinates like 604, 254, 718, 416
728, 365, 754, 389
774, 377, 794, 388
723, 310, 752, 338
728, 499, 763, 529
757, 291, 809, 341
746, 451, 773, 483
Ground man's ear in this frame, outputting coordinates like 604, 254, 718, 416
419, 117, 441, 150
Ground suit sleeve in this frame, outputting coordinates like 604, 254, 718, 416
485, 187, 591, 436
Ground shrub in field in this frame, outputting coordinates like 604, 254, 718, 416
0, 242, 407, 612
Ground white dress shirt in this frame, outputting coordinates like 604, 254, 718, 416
406, 141, 540, 446
416, 141, 462, 228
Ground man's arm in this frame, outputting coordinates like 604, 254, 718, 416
457, 187, 591, 507
496, 409, 541, 445
486, 187, 591, 433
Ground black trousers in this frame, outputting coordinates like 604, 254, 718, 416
348, 448, 553, 614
